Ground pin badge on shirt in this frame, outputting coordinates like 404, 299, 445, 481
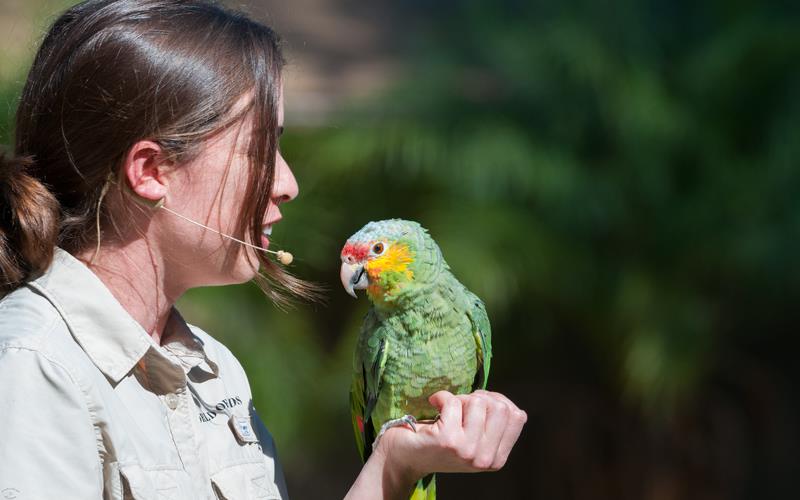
229, 414, 258, 444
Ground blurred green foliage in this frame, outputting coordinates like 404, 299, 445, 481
3, 0, 800, 498
262, 2, 800, 497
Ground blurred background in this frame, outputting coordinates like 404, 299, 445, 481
3, 0, 800, 498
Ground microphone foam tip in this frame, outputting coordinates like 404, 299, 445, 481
276, 250, 293, 265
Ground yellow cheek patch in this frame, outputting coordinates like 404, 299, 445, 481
365, 243, 415, 285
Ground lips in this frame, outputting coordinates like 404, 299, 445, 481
262, 215, 282, 233
260, 218, 281, 248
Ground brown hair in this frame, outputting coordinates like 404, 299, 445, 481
0, 0, 320, 305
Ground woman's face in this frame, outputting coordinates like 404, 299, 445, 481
159, 86, 297, 287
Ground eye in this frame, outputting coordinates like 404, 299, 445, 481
372, 242, 385, 255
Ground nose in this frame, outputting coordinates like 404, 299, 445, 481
272, 151, 298, 203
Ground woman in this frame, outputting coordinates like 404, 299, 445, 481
0, 1, 527, 498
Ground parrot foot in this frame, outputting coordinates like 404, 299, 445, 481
372, 414, 418, 452
416, 414, 440, 425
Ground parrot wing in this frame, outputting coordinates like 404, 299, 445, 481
350, 307, 389, 462
466, 291, 492, 390
349, 364, 368, 462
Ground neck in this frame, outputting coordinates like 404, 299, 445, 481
72, 240, 186, 345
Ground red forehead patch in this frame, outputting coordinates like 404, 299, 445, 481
342, 243, 369, 261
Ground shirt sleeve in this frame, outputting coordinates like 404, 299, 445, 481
0, 346, 102, 499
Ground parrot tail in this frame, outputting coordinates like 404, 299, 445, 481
409, 473, 436, 500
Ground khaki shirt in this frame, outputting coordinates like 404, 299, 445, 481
0, 247, 288, 499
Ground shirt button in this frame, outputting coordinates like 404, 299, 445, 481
165, 393, 179, 410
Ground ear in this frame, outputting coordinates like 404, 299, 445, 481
123, 140, 170, 203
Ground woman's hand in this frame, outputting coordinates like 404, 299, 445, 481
379, 389, 527, 476
346, 390, 527, 499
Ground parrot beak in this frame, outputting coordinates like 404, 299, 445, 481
340, 262, 369, 298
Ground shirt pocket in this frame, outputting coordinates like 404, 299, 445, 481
211, 462, 282, 500
105, 462, 186, 500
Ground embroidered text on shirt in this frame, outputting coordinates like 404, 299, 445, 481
197, 396, 243, 422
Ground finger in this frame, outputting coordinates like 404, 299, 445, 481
461, 393, 488, 447
471, 391, 528, 469
429, 390, 462, 428
474, 398, 510, 470
493, 406, 526, 469
474, 390, 523, 415
428, 390, 454, 411
474, 390, 529, 431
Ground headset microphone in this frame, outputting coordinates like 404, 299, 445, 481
95, 176, 294, 266
159, 205, 294, 265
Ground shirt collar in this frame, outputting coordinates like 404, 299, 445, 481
162, 308, 219, 378
26, 246, 218, 384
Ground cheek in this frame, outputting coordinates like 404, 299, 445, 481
213, 160, 251, 230
364, 256, 384, 276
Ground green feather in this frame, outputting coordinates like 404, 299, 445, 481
345, 219, 493, 500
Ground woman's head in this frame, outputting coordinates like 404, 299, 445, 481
0, 0, 315, 304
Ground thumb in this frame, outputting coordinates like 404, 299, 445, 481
429, 391, 463, 427
428, 390, 455, 411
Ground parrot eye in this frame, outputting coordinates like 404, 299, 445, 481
372, 242, 385, 255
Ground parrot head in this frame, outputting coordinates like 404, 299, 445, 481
340, 219, 443, 303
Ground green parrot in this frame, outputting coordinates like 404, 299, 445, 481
340, 219, 492, 500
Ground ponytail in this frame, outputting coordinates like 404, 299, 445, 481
0, 153, 60, 294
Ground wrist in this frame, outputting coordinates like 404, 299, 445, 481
372, 433, 420, 498
345, 436, 418, 500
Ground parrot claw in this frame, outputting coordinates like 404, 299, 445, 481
416, 414, 439, 425
372, 414, 418, 452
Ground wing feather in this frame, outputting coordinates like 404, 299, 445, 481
350, 308, 388, 462
466, 293, 492, 390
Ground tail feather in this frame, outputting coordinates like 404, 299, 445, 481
409, 473, 436, 500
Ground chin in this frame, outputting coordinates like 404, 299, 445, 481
206, 247, 261, 286
231, 252, 262, 284
222, 265, 257, 285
